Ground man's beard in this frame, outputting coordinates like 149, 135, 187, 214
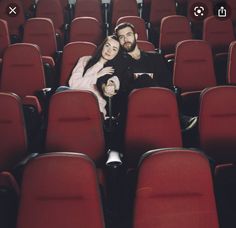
123, 40, 136, 52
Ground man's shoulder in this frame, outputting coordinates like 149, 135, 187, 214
141, 51, 162, 59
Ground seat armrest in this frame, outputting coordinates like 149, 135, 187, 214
23, 96, 42, 114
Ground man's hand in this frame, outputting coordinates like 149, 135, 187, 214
97, 67, 114, 78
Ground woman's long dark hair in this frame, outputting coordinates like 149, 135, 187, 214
82, 35, 121, 76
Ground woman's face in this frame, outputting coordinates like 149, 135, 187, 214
101, 38, 120, 61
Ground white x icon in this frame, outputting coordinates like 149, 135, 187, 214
9, 6, 17, 15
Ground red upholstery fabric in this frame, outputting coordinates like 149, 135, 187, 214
134, 148, 219, 228
149, 0, 176, 28
111, 0, 138, 29
46, 91, 105, 165
125, 88, 182, 167
36, 0, 64, 36
16, 152, 105, 228
23, 18, 57, 57
0, 43, 46, 98
70, 17, 103, 45
0, 171, 20, 196
137, 40, 156, 52
0, 19, 10, 58
159, 15, 192, 55
173, 40, 216, 92
199, 86, 236, 163
0, 0, 25, 36
116, 16, 148, 41
227, 41, 236, 84
227, 0, 236, 24
74, 0, 103, 24
203, 16, 235, 54
0, 93, 27, 171
60, 41, 96, 85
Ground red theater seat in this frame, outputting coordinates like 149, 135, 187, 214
16, 152, 105, 228
110, 0, 138, 31
74, 0, 103, 24
116, 16, 148, 41
23, 18, 58, 67
134, 148, 219, 228
59, 41, 96, 86
203, 16, 234, 54
0, 0, 25, 42
0, 43, 46, 112
46, 90, 105, 166
0, 19, 10, 59
70, 17, 103, 45
227, 41, 236, 84
199, 86, 236, 163
0, 93, 27, 171
173, 40, 217, 115
203, 16, 235, 84
137, 40, 155, 52
36, 0, 65, 38
149, 0, 176, 46
159, 15, 192, 59
124, 87, 182, 167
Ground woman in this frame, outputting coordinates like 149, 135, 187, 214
63, 35, 121, 117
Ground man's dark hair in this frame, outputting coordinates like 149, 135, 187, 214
114, 22, 136, 36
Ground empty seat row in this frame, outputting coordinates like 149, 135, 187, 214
2, 85, 236, 171
3, 39, 236, 119
0, 148, 220, 228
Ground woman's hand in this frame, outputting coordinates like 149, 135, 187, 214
97, 67, 114, 78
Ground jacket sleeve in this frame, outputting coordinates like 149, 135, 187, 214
154, 53, 173, 88
68, 56, 92, 89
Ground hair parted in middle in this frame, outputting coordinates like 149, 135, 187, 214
82, 35, 120, 76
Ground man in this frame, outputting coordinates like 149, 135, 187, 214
100, 22, 173, 98
98, 22, 173, 116
99, 23, 197, 148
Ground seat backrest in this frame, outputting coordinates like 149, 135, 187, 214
173, 40, 216, 92
46, 91, 105, 165
60, 41, 96, 85
137, 40, 156, 52
159, 15, 192, 55
203, 16, 235, 53
134, 148, 219, 228
16, 152, 105, 228
0, 19, 10, 58
116, 16, 148, 41
70, 17, 103, 45
227, 0, 236, 24
110, 0, 138, 29
0, 93, 27, 171
36, 0, 64, 34
125, 87, 182, 167
23, 18, 57, 57
0, 0, 25, 36
149, 0, 176, 27
74, 0, 103, 24
0, 43, 46, 97
199, 86, 236, 163
227, 41, 236, 84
